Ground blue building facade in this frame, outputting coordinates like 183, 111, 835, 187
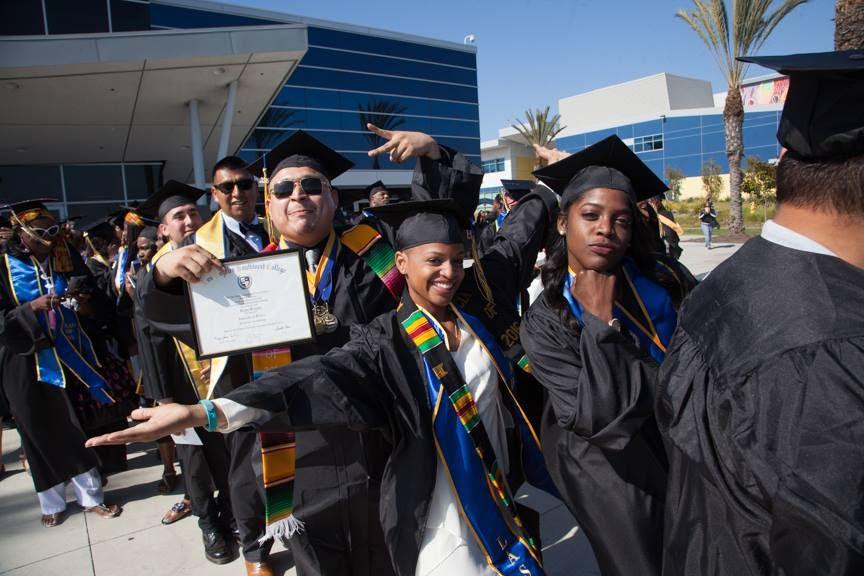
556, 109, 782, 180
0, 0, 479, 219
148, 2, 481, 171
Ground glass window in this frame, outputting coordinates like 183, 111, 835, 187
289, 67, 478, 103
111, 0, 150, 32
301, 47, 477, 86
308, 27, 477, 70
274, 87, 479, 121
0, 166, 62, 203
0, 0, 45, 35
65, 202, 120, 223
148, 4, 279, 29
124, 164, 163, 202
63, 165, 124, 202
632, 134, 664, 153
481, 158, 506, 173
45, 0, 108, 34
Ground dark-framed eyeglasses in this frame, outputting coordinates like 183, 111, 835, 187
213, 178, 256, 195
271, 177, 327, 199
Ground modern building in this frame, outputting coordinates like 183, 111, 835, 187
481, 72, 787, 200
0, 0, 480, 220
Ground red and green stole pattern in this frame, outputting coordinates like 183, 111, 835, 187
340, 223, 404, 299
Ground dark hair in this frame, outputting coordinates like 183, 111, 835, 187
540, 190, 659, 333
776, 153, 864, 217
212, 156, 250, 180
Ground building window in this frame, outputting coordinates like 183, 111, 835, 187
481, 158, 505, 173
633, 134, 663, 153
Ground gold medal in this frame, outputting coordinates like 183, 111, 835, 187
313, 303, 339, 335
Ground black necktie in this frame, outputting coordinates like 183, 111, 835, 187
239, 221, 268, 242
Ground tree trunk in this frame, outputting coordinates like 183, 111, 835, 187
835, 0, 864, 50
724, 88, 745, 234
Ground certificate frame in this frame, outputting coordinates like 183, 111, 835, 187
185, 249, 315, 359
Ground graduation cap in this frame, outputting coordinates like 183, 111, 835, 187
248, 130, 354, 181
367, 199, 470, 251
115, 203, 159, 227
500, 179, 534, 202
135, 180, 206, 222
80, 218, 116, 242
738, 49, 864, 160
2, 198, 59, 225
138, 226, 158, 242
365, 180, 388, 198
533, 135, 668, 207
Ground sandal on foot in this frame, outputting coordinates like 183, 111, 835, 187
41, 512, 66, 527
85, 503, 122, 518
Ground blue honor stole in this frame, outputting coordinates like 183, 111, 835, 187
5, 254, 114, 404
398, 296, 550, 575
563, 259, 676, 362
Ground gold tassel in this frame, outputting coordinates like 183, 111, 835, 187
261, 168, 278, 246
468, 229, 496, 318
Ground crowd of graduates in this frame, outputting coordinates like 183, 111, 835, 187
1, 50, 863, 576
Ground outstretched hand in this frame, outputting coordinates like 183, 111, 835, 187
367, 123, 441, 163
85, 404, 207, 447
533, 144, 570, 165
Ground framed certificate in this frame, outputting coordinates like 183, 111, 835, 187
186, 249, 315, 359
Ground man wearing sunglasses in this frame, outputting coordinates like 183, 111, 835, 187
133, 125, 483, 576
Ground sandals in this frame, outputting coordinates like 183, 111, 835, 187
156, 471, 178, 495
85, 503, 122, 518
41, 512, 66, 528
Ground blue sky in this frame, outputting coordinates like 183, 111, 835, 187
235, 0, 835, 140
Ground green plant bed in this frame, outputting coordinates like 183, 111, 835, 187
667, 200, 775, 230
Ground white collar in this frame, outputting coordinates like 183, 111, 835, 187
220, 212, 259, 234
761, 220, 837, 257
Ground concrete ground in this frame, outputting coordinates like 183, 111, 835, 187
0, 241, 745, 576
0, 428, 597, 576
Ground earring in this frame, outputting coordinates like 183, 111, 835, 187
558, 229, 565, 236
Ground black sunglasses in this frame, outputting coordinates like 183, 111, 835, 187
213, 178, 255, 195
271, 177, 326, 199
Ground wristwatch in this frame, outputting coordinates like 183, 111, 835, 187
608, 318, 622, 332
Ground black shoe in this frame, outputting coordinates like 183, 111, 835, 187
202, 530, 234, 565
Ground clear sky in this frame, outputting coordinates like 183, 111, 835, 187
233, 0, 835, 140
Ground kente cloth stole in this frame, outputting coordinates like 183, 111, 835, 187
398, 296, 549, 575
191, 212, 301, 542
340, 223, 404, 300
5, 254, 114, 404
563, 258, 676, 363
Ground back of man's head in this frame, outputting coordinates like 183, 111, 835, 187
776, 153, 864, 217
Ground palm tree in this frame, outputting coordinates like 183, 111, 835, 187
511, 106, 566, 168
676, 0, 808, 234
359, 99, 408, 169
835, 0, 864, 50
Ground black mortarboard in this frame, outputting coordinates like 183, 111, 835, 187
0, 214, 10, 228
248, 130, 354, 181
116, 202, 159, 227
80, 218, 116, 242
138, 227, 158, 242
367, 199, 470, 251
1, 199, 58, 225
500, 179, 534, 202
136, 180, 206, 221
365, 180, 388, 198
533, 135, 668, 207
738, 50, 864, 160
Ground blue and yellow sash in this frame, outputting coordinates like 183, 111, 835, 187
563, 258, 676, 362
399, 296, 552, 575
5, 254, 113, 404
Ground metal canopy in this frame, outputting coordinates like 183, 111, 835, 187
0, 25, 308, 183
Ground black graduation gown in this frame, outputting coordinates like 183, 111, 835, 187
137, 149, 493, 574
86, 256, 114, 304
520, 292, 668, 576
656, 237, 864, 576
222, 186, 557, 576
0, 247, 123, 491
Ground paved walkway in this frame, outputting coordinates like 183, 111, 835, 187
0, 240, 746, 576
